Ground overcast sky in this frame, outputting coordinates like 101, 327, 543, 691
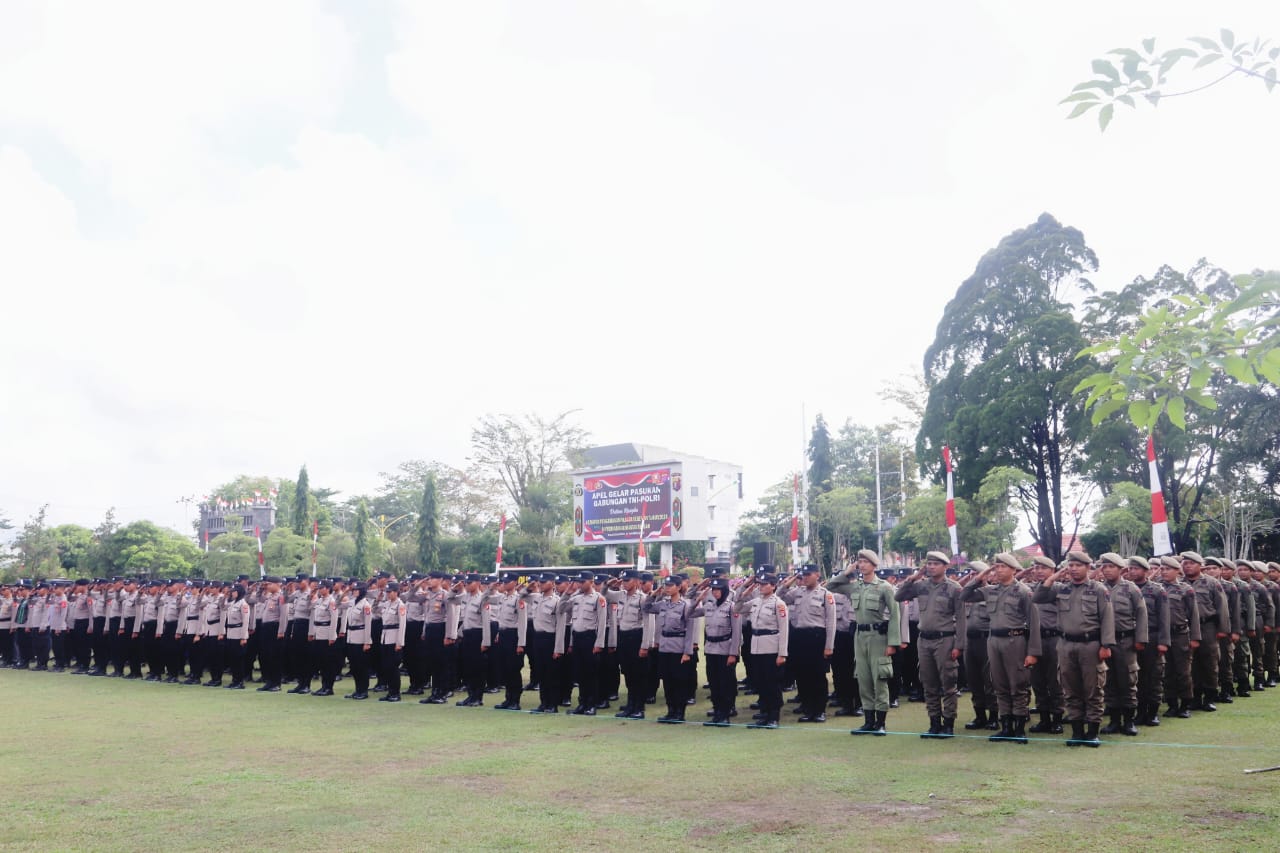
2, 1, 1278, 539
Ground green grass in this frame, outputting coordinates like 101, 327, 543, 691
2, 668, 1279, 852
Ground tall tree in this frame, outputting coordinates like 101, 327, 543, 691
417, 473, 440, 572
470, 410, 588, 509
919, 214, 1099, 563
807, 414, 835, 495
352, 499, 371, 579
292, 465, 310, 537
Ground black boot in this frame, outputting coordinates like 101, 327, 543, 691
1082, 721, 1101, 747
989, 715, 1012, 742
851, 711, 877, 735
964, 708, 987, 730
921, 716, 943, 739
939, 717, 955, 738
1170, 697, 1191, 718
1028, 709, 1053, 733
870, 710, 886, 735
1049, 712, 1064, 734
1237, 679, 1251, 698
1201, 690, 1218, 712
1120, 708, 1139, 736
1100, 708, 1122, 735
1065, 720, 1084, 746
1010, 715, 1028, 744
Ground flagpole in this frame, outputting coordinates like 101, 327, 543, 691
636, 502, 647, 573
790, 474, 800, 568
800, 407, 810, 565
311, 520, 319, 578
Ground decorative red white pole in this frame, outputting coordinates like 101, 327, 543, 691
311, 520, 319, 578
255, 525, 265, 578
203, 530, 209, 554
495, 513, 506, 570
943, 446, 959, 559
1148, 435, 1173, 555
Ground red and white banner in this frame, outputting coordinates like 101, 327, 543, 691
311, 520, 319, 578
1148, 435, 1173, 556
790, 474, 800, 567
943, 446, 958, 559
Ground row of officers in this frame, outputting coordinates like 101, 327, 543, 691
3, 549, 1277, 744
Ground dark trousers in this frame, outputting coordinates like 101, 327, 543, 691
1192, 630, 1219, 693
161, 622, 181, 677
790, 628, 828, 715
141, 622, 161, 675
183, 634, 201, 679
226, 638, 247, 684
600, 646, 621, 700
658, 651, 691, 714
244, 627, 261, 680
424, 623, 450, 694
486, 623, 502, 687
750, 652, 783, 721
706, 653, 737, 715
289, 619, 310, 683
531, 631, 559, 708
497, 627, 523, 705
14, 628, 32, 665
92, 616, 109, 670
122, 618, 141, 676
311, 639, 339, 690
740, 623, 755, 687
347, 643, 370, 694
831, 629, 858, 708
0, 628, 9, 664
204, 635, 224, 681
617, 629, 644, 708
52, 630, 68, 668
571, 631, 600, 709
369, 619, 382, 685
404, 621, 426, 689
381, 643, 403, 698
32, 630, 51, 667
963, 631, 994, 714
459, 628, 485, 699
106, 617, 122, 672
258, 622, 282, 686
72, 619, 91, 669
1031, 634, 1065, 716
1137, 643, 1164, 708
1164, 631, 1194, 701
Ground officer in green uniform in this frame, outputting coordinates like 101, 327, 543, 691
827, 549, 900, 736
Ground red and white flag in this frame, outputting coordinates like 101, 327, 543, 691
494, 513, 506, 570
203, 530, 209, 553
943, 446, 959, 559
311, 520, 319, 578
1148, 435, 1173, 555
255, 525, 265, 578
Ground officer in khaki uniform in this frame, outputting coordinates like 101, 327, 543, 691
1027, 556, 1065, 734
1033, 550, 1115, 747
827, 549, 900, 736
1243, 562, 1274, 691
894, 550, 964, 738
1099, 553, 1147, 736
1159, 556, 1201, 717
963, 554, 1041, 744
1182, 551, 1229, 710
1129, 556, 1170, 726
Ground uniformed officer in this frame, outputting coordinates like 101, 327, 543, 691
779, 564, 836, 722
1181, 551, 1228, 710
1219, 560, 1253, 699
378, 582, 408, 702
1033, 551, 1114, 747
340, 584, 374, 699
197, 583, 226, 687
734, 570, 789, 729
698, 576, 741, 726
255, 578, 288, 692
1267, 563, 1280, 686
558, 571, 607, 715
960, 566, 999, 731
489, 575, 529, 711
156, 581, 183, 683
419, 572, 456, 704
1128, 556, 1170, 726
1099, 553, 1148, 736
645, 576, 703, 723
527, 573, 567, 714
222, 584, 252, 689
967, 554, 1041, 744
306, 583, 341, 696
828, 573, 861, 718
1159, 556, 1201, 718
606, 570, 652, 719
1026, 556, 1065, 734
895, 550, 964, 738
450, 574, 490, 707
827, 550, 900, 736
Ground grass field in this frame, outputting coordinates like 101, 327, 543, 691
2, 668, 1279, 852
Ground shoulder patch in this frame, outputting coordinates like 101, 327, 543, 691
518, 600, 525, 609
599, 598, 606, 607
778, 605, 787, 617
826, 594, 834, 604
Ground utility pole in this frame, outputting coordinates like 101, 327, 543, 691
874, 441, 883, 561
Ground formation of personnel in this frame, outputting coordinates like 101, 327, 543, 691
2, 550, 1276, 746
